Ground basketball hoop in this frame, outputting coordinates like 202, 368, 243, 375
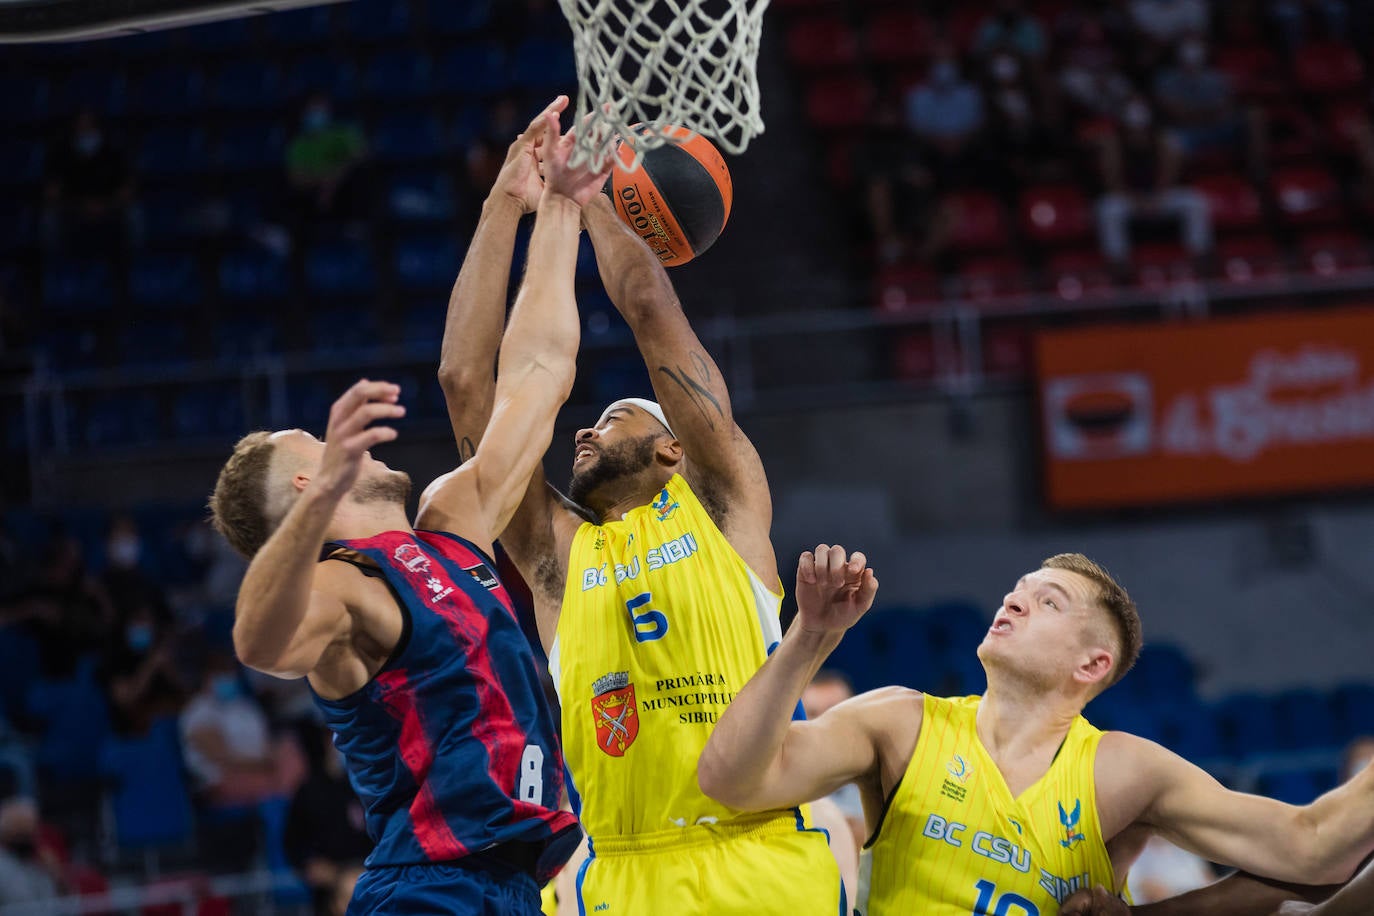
558, 0, 768, 172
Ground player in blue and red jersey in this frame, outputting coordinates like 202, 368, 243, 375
208, 98, 607, 915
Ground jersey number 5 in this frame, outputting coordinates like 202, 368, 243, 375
626, 592, 669, 642
973, 880, 1038, 916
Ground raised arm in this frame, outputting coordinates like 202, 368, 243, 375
1101, 734, 1374, 885
699, 545, 888, 811
438, 96, 567, 462
233, 380, 404, 677
580, 194, 772, 571
418, 116, 609, 548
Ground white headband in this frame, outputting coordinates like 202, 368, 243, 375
608, 398, 676, 439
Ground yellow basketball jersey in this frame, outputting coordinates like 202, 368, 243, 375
551, 473, 785, 838
863, 694, 1126, 916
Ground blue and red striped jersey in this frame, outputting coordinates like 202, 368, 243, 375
310, 530, 578, 881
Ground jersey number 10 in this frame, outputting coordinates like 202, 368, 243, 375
972, 880, 1039, 916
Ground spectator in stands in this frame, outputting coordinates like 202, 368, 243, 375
14, 531, 114, 680
1126, 835, 1216, 901
854, 97, 953, 265
0, 798, 59, 906
1270, 0, 1348, 50
41, 108, 140, 256
973, 0, 1048, 63
180, 649, 284, 807
982, 50, 1064, 192
1152, 36, 1267, 175
1128, 0, 1209, 50
285, 93, 375, 233
285, 723, 371, 916
903, 46, 987, 187
98, 604, 188, 736
1056, 5, 1136, 121
101, 515, 171, 627
1094, 96, 1213, 270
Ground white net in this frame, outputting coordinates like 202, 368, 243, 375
558, 0, 768, 171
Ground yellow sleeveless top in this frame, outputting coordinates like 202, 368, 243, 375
550, 473, 785, 838
863, 694, 1126, 915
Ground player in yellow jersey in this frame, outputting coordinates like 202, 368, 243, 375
434, 108, 845, 914
700, 545, 1374, 915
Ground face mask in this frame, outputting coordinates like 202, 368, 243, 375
74, 130, 102, 156
211, 674, 241, 702
302, 106, 331, 131
126, 623, 154, 652
930, 61, 958, 88
107, 535, 141, 569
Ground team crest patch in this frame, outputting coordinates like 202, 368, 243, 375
393, 542, 431, 574
651, 488, 679, 521
463, 563, 499, 591
591, 671, 639, 757
1058, 799, 1085, 848
946, 754, 972, 784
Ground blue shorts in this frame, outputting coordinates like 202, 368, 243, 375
348, 862, 542, 916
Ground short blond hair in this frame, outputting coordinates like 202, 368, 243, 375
1041, 553, 1141, 687
208, 431, 278, 558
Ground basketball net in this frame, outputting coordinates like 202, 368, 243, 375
558, 0, 768, 171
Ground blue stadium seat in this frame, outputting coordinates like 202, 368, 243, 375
287, 56, 359, 101
347, 0, 413, 41
217, 122, 287, 172
33, 328, 102, 372
1273, 688, 1339, 751
42, 258, 114, 311
0, 140, 44, 188
219, 249, 292, 301
171, 385, 246, 440
59, 69, 129, 117
100, 716, 194, 850
307, 307, 381, 354
119, 322, 191, 368
77, 391, 163, 448
212, 61, 284, 111
137, 127, 211, 178
0, 627, 41, 727
427, 0, 491, 35
265, 4, 336, 45
0, 75, 51, 123
305, 239, 378, 296
866, 607, 936, 690
132, 66, 206, 116
449, 104, 490, 148
511, 37, 576, 90
919, 601, 989, 656
1154, 702, 1222, 760
1332, 683, 1374, 736
394, 234, 459, 292
389, 171, 458, 223
1213, 693, 1283, 757
27, 657, 110, 784
436, 43, 510, 96
400, 302, 446, 355
129, 253, 202, 309
580, 289, 631, 343
590, 356, 652, 405
363, 50, 434, 100
576, 234, 600, 282
372, 111, 445, 162
214, 316, 283, 360
1257, 768, 1339, 806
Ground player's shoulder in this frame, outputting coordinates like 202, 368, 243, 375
846, 686, 925, 733
1095, 729, 1181, 784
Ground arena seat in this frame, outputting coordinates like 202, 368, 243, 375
0, 75, 51, 124
129, 254, 202, 310
956, 255, 1030, 302
891, 331, 937, 382
982, 325, 1032, 377
1019, 184, 1093, 246
137, 127, 211, 178
132, 66, 206, 117
211, 61, 283, 112
436, 44, 511, 96
42, 258, 115, 312
213, 315, 283, 360
1332, 683, 1374, 735
1257, 768, 1338, 806
27, 657, 111, 785
372, 111, 445, 162
1300, 231, 1372, 275
363, 50, 434, 100
1193, 174, 1264, 233
1271, 166, 1344, 226
286, 56, 359, 102
804, 76, 874, 130
1217, 237, 1288, 284
218, 249, 292, 302
1272, 688, 1339, 752
305, 239, 379, 297
394, 234, 461, 292
1214, 45, 1285, 101
76, 392, 163, 448
864, 11, 935, 66
59, 69, 128, 117
511, 37, 577, 90
946, 191, 1011, 251
100, 716, 195, 852
874, 264, 942, 315
0, 140, 44, 188
389, 171, 459, 223
171, 385, 247, 440
1213, 693, 1283, 757
785, 17, 859, 71
264, 3, 336, 45
1292, 41, 1365, 97
1153, 703, 1222, 761
308, 307, 382, 354
120, 322, 191, 367
1132, 242, 1196, 291
426, 0, 493, 36
215, 122, 287, 173
346, 0, 413, 42
1046, 249, 1116, 301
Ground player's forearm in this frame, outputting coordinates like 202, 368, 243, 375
1128, 873, 1336, 916
496, 193, 581, 387
1300, 764, 1374, 882
698, 624, 842, 809
1312, 856, 1374, 916
233, 487, 338, 670
438, 196, 524, 455
582, 193, 678, 324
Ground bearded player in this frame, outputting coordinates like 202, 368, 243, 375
209, 109, 607, 915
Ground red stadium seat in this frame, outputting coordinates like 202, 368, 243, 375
955, 255, 1029, 302
1270, 166, 1344, 225
1133, 242, 1196, 290
804, 76, 874, 130
865, 11, 935, 65
946, 7, 983, 52
1214, 46, 1284, 101
1019, 185, 1093, 246
785, 17, 859, 70
1293, 41, 1365, 97
1268, 106, 1322, 164
946, 191, 1010, 251
1193, 174, 1263, 232
1216, 237, 1287, 284
1324, 100, 1370, 154
893, 332, 936, 382
874, 263, 943, 315
1046, 250, 1116, 301
983, 325, 1032, 378
825, 138, 857, 189
1300, 231, 1373, 276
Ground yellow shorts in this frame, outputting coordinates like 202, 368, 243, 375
574, 809, 845, 916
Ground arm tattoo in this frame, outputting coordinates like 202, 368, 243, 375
657, 352, 726, 429
457, 437, 476, 465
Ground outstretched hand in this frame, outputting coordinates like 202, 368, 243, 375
492, 95, 568, 213
794, 545, 879, 636
541, 110, 614, 207
1060, 886, 1130, 916
315, 379, 405, 501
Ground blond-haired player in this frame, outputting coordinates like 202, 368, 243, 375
437, 122, 845, 912
700, 546, 1374, 914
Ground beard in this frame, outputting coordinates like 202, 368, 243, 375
568, 435, 659, 509
351, 469, 413, 506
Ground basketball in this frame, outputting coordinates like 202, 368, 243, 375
604, 127, 734, 267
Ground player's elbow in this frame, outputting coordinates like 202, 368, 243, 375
1293, 809, 1361, 885
436, 361, 489, 400
696, 749, 763, 811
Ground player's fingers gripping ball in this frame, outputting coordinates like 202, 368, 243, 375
604, 127, 733, 266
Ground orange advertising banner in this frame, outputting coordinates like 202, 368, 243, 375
1036, 307, 1374, 509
